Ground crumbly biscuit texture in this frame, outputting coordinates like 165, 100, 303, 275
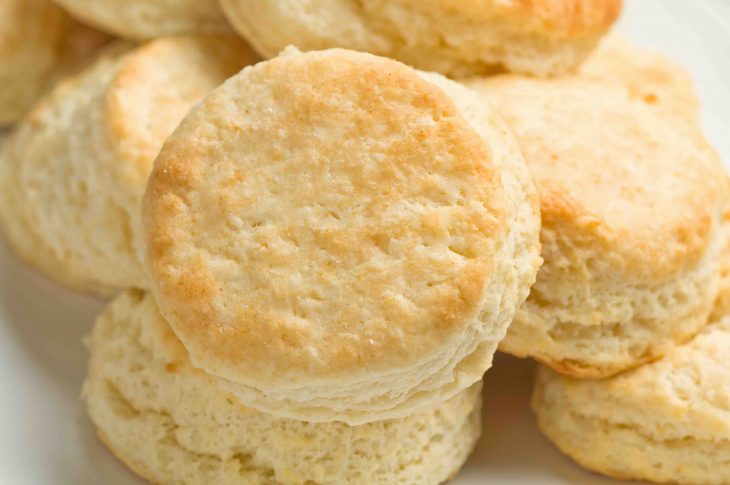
0, 0, 109, 125
467, 76, 729, 377
220, 0, 622, 77
84, 290, 483, 485
144, 48, 540, 423
53, 0, 232, 40
533, 310, 730, 485
712, 214, 730, 320
0, 36, 256, 294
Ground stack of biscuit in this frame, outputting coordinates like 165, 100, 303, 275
0, 1, 728, 484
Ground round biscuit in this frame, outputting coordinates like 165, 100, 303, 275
84, 290, 483, 485
220, 0, 622, 77
0, 36, 258, 294
467, 76, 729, 378
143, 47, 541, 424
533, 296, 730, 485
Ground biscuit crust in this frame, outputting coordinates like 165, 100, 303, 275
580, 35, 700, 119
220, 0, 622, 77
84, 290, 483, 485
53, 0, 232, 40
144, 48, 540, 423
533, 312, 730, 485
468, 76, 729, 377
0, 37, 256, 294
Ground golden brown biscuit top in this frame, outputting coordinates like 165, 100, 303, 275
473, 77, 727, 282
144, 48, 508, 386
385, 0, 622, 38
105, 36, 258, 192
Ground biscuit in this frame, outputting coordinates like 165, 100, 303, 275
532, 300, 730, 485
53, 0, 232, 40
0, 0, 109, 125
220, 0, 622, 77
0, 36, 257, 294
84, 290, 483, 485
580, 35, 700, 119
143, 48, 541, 424
467, 76, 729, 378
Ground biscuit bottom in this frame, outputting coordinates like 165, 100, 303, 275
532, 315, 730, 485
83, 290, 482, 485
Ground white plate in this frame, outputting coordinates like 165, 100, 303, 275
1, 1, 728, 483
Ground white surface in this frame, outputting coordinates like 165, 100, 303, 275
0, 1, 728, 484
